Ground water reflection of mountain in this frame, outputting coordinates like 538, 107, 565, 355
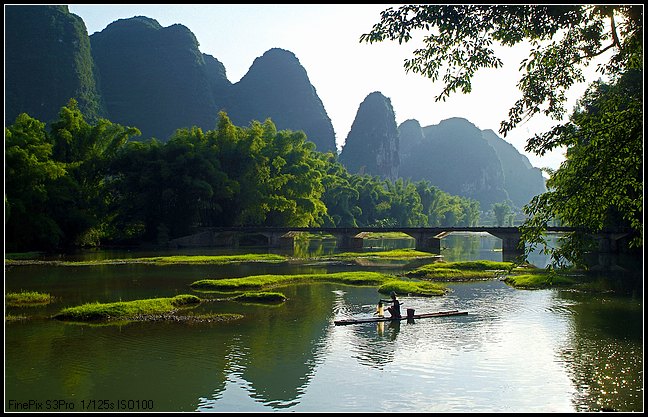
227, 284, 336, 409
4, 320, 234, 412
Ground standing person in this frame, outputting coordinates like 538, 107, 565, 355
380, 291, 401, 318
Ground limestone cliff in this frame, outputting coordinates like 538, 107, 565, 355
90, 16, 219, 139
482, 129, 547, 208
339, 92, 400, 180
5, 5, 104, 124
223, 48, 337, 153
400, 117, 509, 209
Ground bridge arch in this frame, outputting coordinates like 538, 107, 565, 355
168, 226, 589, 262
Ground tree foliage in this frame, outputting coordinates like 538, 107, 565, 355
520, 70, 643, 267
6, 104, 482, 251
5, 99, 140, 250
360, 5, 642, 136
361, 5, 643, 266
5, 114, 67, 250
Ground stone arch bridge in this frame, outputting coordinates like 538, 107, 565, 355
168, 226, 628, 262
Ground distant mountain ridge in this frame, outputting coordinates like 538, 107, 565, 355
400, 117, 509, 209
5, 7, 337, 152
389, 114, 545, 209
90, 16, 220, 140
4, 5, 546, 209
481, 129, 546, 207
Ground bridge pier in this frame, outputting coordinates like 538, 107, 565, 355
592, 232, 630, 269
169, 227, 608, 267
266, 231, 296, 249
415, 237, 441, 254
489, 230, 524, 262
405, 231, 445, 254
332, 230, 365, 250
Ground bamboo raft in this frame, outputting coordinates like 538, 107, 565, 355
334, 309, 468, 326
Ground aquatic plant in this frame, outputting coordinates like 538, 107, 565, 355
53, 294, 201, 321
5, 254, 288, 267
190, 271, 394, 291
6, 291, 53, 306
120, 254, 288, 265
503, 273, 579, 289
328, 248, 436, 260
378, 280, 446, 296
404, 260, 520, 281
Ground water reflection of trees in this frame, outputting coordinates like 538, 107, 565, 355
293, 237, 337, 259
230, 284, 335, 409
557, 290, 643, 412
442, 234, 494, 262
5, 320, 234, 412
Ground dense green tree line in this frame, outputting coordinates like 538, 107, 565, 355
5, 101, 480, 252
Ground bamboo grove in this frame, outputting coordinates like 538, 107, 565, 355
5, 102, 480, 252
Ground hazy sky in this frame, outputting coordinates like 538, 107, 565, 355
67, 4, 606, 171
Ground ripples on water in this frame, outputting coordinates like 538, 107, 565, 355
5, 243, 643, 413
304, 281, 641, 413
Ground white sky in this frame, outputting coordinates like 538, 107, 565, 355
67, 4, 608, 171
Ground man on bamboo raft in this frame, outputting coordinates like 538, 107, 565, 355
378, 291, 401, 319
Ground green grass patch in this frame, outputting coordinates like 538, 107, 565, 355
5, 250, 434, 267
404, 260, 519, 281
118, 254, 287, 265
378, 280, 447, 297
5, 314, 29, 322
231, 292, 287, 304
6, 291, 54, 306
167, 312, 245, 323
5, 254, 288, 267
425, 260, 515, 270
324, 248, 437, 261
191, 271, 394, 291
364, 232, 414, 239
504, 273, 579, 289
53, 294, 201, 322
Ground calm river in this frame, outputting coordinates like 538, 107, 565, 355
4, 234, 644, 412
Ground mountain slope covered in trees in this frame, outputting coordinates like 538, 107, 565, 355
5, 5, 547, 226
482, 129, 546, 208
89, 16, 223, 140
5, 5, 105, 125
400, 117, 509, 209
